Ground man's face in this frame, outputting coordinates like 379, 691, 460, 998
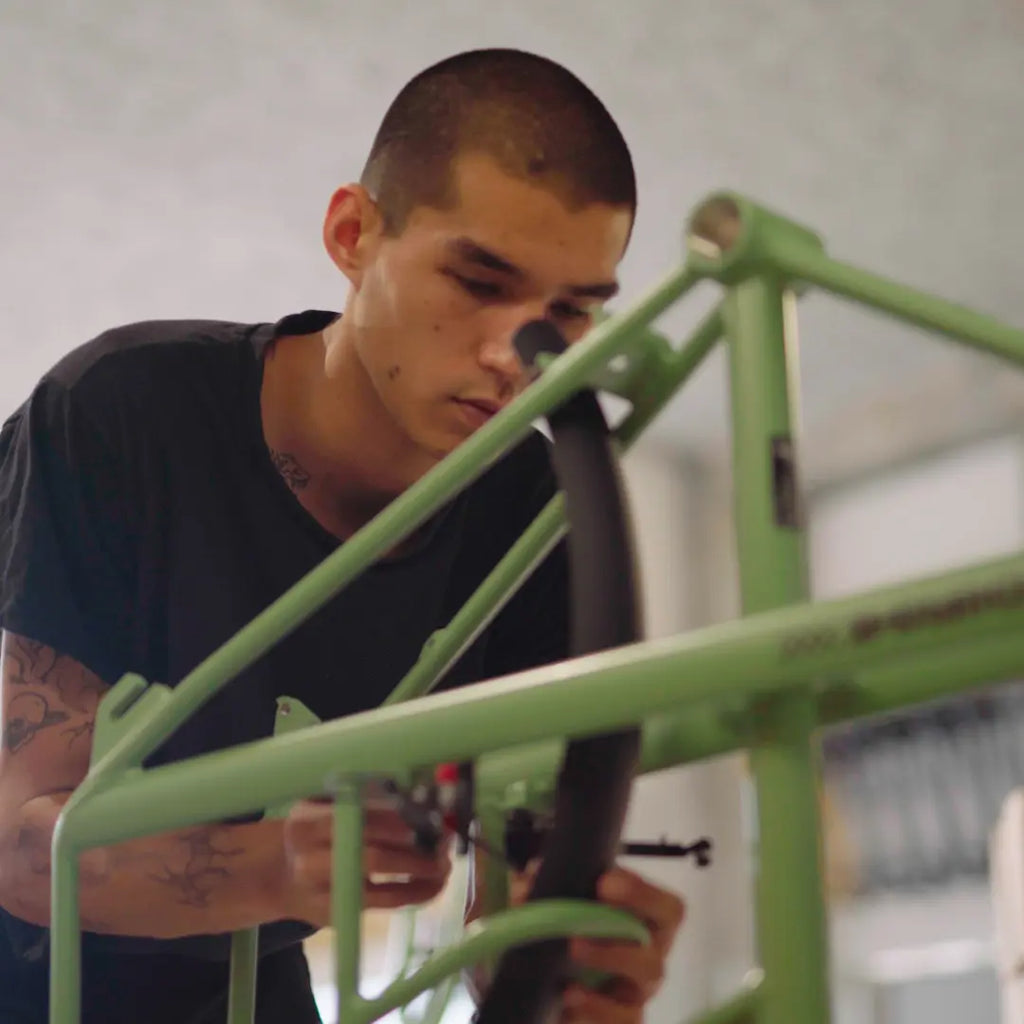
334, 152, 633, 460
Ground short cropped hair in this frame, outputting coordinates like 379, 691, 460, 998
360, 48, 637, 236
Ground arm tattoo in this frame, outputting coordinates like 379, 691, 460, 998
5, 693, 70, 752
3, 636, 105, 753
3, 638, 56, 687
146, 827, 245, 908
269, 449, 312, 492
4, 636, 106, 712
62, 719, 95, 748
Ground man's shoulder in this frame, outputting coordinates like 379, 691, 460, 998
45, 316, 258, 394
3, 316, 269, 446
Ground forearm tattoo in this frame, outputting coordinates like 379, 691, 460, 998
3, 639, 247, 919
269, 448, 311, 493
145, 827, 246, 908
16, 815, 243, 923
21, 817, 245, 904
2, 636, 105, 754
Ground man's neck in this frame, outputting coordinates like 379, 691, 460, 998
260, 325, 437, 544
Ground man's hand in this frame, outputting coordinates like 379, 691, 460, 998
563, 866, 684, 1022
510, 862, 685, 1024
282, 798, 452, 926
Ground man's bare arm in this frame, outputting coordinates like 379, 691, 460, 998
0, 631, 289, 938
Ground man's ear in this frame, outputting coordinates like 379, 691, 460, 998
322, 184, 384, 287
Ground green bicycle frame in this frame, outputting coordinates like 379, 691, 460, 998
46, 191, 1024, 1024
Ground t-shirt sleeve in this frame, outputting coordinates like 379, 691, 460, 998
0, 379, 137, 685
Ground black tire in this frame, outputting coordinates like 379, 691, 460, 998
473, 321, 644, 1024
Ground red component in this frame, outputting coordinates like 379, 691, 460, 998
435, 763, 461, 833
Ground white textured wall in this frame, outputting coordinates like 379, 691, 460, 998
809, 435, 1024, 601
808, 434, 1024, 1024
619, 444, 755, 1021
5, 0, 1024, 465
628, 431, 1024, 1023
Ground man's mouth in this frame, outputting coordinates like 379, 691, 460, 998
453, 398, 501, 428
462, 398, 501, 415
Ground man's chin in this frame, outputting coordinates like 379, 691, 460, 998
407, 432, 460, 472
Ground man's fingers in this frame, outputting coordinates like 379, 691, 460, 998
568, 939, 664, 1002
596, 868, 685, 952
291, 845, 451, 890
288, 799, 426, 850
561, 983, 642, 1024
366, 843, 452, 881
508, 858, 542, 905
285, 799, 334, 845
289, 848, 332, 890
365, 877, 449, 909
363, 805, 418, 842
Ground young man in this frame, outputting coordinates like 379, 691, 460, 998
0, 49, 685, 1023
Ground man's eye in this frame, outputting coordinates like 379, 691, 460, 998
452, 274, 503, 301
551, 301, 589, 320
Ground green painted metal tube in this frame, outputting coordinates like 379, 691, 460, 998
685, 977, 762, 1024
723, 279, 808, 603
384, 300, 722, 708
481, 620, 1024, 804
616, 307, 724, 447
333, 784, 365, 1020
55, 547, 1024, 856
823, 627, 1024, 723
350, 901, 648, 1024
639, 622, 1024, 772
396, 855, 472, 1024
76, 264, 698, 792
682, 190, 1024, 371
226, 928, 258, 1024
48, 841, 80, 1024
45, 184, 1024, 1024
48, 264, 702, 1024
635, 707, 740, 773
383, 497, 566, 707
45, 285, 713, 1024
685, 192, 825, 287
725, 274, 829, 1024
777, 245, 1024, 368
474, 705, 741, 813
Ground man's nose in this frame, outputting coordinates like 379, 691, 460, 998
478, 306, 550, 386
478, 333, 524, 381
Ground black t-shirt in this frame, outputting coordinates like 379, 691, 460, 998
0, 311, 569, 1023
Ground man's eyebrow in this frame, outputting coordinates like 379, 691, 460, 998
446, 236, 620, 301
567, 280, 619, 301
447, 238, 524, 278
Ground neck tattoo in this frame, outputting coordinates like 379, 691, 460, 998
269, 449, 312, 493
